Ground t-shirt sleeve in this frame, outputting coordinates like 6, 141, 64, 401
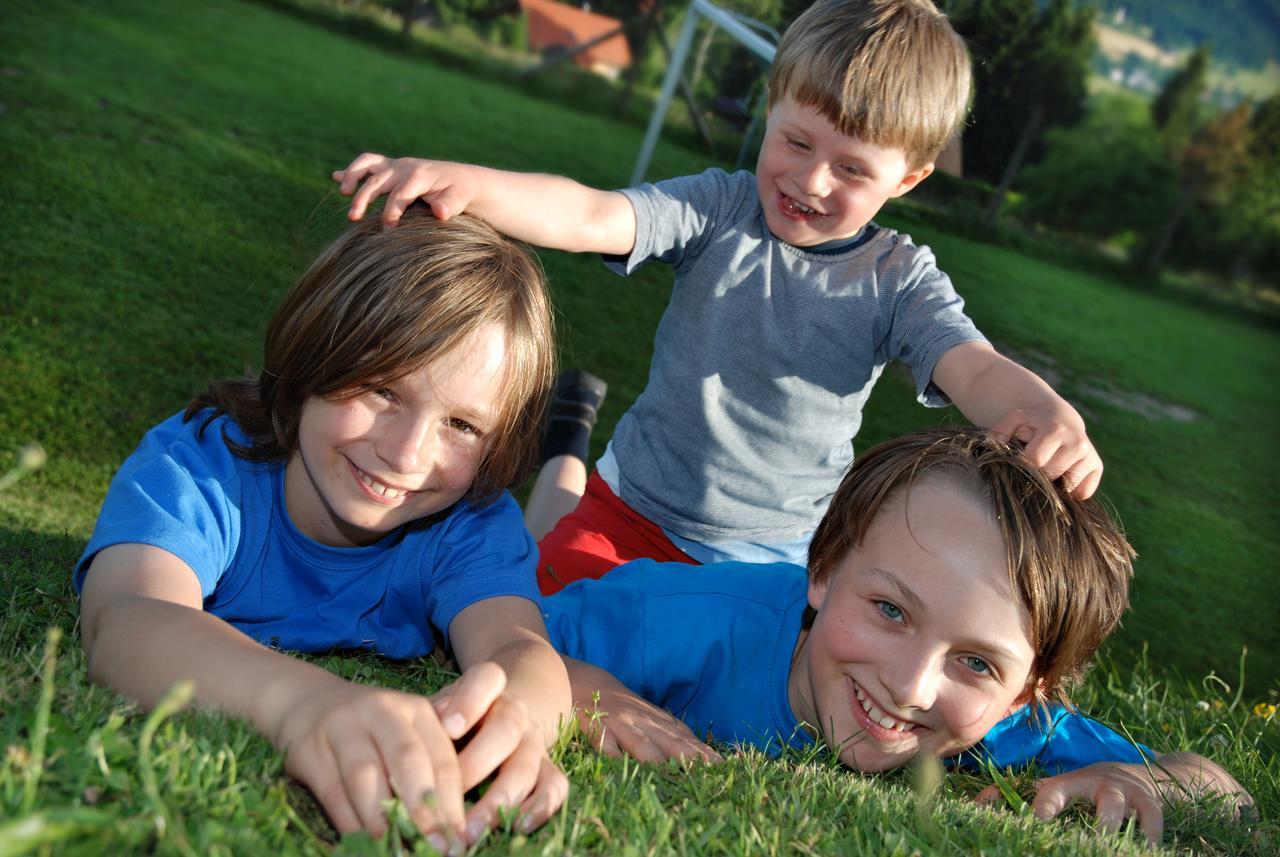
74, 414, 241, 600
602, 169, 751, 276
958, 705, 1154, 774
429, 493, 542, 649
881, 243, 987, 407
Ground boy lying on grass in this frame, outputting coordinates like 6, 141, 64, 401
75, 209, 570, 848
540, 428, 1251, 845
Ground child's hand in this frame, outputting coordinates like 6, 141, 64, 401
977, 755, 1254, 847
333, 153, 477, 226
980, 762, 1168, 845
566, 658, 722, 764
274, 676, 469, 848
429, 662, 570, 844
989, 402, 1102, 499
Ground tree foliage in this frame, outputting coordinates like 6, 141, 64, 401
1152, 43, 1211, 146
940, 0, 1095, 185
1017, 94, 1180, 240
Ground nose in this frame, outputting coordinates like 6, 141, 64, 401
377, 411, 435, 474
794, 159, 831, 198
882, 644, 942, 711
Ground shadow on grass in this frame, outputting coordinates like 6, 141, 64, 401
0, 525, 83, 656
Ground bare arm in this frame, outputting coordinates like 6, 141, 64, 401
932, 341, 1102, 498
334, 153, 637, 255
431, 597, 573, 838
81, 543, 478, 843
79, 542, 341, 739
563, 656, 721, 763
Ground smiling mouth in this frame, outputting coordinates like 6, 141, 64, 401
850, 680, 917, 741
778, 192, 827, 220
349, 460, 420, 502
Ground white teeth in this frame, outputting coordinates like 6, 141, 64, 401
359, 471, 404, 499
855, 684, 911, 732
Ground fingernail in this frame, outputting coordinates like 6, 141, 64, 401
444, 712, 465, 735
466, 816, 487, 842
426, 832, 448, 854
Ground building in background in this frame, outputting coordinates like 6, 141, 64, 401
520, 0, 632, 80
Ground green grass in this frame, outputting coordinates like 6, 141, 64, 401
0, 0, 1276, 853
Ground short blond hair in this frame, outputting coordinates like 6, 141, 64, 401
188, 205, 555, 507
768, 0, 971, 169
808, 428, 1135, 709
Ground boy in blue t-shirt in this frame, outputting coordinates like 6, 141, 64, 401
542, 429, 1251, 846
331, 0, 1106, 590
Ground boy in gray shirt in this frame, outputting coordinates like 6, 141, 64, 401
334, 0, 1102, 591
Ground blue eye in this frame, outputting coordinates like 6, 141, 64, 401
876, 600, 904, 622
964, 656, 991, 675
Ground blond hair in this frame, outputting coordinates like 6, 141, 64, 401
768, 0, 971, 169
188, 205, 555, 506
808, 428, 1134, 708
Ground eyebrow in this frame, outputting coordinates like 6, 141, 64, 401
865, 567, 923, 611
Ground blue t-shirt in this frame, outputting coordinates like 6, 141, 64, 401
544, 560, 1151, 773
75, 410, 541, 658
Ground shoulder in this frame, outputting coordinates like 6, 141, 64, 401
128, 409, 251, 485
637, 168, 756, 210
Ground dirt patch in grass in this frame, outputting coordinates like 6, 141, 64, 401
1001, 346, 1198, 423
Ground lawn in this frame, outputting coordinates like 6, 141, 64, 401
0, 0, 1276, 854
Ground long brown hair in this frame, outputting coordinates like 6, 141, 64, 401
807, 428, 1135, 708
187, 205, 555, 506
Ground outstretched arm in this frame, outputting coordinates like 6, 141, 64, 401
81, 543, 474, 844
932, 341, 1102, 498
436, 597, 573, 840
333, 153, 637, 255
563, 656, 722, 764
980, 752, 1253, 846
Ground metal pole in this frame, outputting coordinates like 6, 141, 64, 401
629, 0, 777, 186
631, 3, 701, 186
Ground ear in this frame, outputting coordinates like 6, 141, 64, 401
1005, 678, 1045, 718
807, 574, 829, 611
891, 162, 934, 198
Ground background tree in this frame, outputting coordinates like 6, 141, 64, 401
1018, 93, 1180, 243
941, 0, 1094, 191
1152, 43, 1211, 145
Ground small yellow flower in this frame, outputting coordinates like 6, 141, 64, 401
1253, 702, 1277, 719
1161, 723, 1173, 734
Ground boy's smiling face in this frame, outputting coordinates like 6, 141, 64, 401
285, 323, 507, 547
755, 94, 932, 247
788, 477, 1037, 772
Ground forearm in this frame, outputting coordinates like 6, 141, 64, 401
484, 633, 572, 745
936, 342, 1062, 428
85, 595, 343, 745
436, 164, 634, 255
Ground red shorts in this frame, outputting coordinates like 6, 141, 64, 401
536, 471, 698, 594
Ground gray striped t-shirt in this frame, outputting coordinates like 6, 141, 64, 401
604, 168, 985, 545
